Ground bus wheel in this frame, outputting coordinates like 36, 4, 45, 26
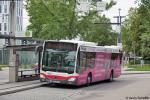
86, 74, 92, 86
108, 71, 113, 82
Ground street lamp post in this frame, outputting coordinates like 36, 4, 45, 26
113, 8, 125, 48
118, 8, 121, 44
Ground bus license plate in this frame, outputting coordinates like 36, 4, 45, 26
47, 80, 52, 83
53, 80, 60, 83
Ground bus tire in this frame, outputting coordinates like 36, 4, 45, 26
86, 73, 92, 86
108, 71, 113, 82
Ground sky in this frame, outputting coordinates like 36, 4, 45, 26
22, 0, 138, 31
104, 0, 137, 22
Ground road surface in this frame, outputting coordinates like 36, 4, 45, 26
0, 74, 150, 100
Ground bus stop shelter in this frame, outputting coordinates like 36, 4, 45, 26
6, 44, 43, 82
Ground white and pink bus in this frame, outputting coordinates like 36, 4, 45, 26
40, 40, 122, 86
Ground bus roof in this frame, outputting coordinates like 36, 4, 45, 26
104, 45, 122, 49
44, 40, 121, 53
80, 45, 121, 53
45, 40, 97, 46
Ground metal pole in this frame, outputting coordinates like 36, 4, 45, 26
2, 47, 4, 64
134, 46, 135, 65
113, 8, 125, 47
9, 0, 18, 82
38, 51, 41, 74
118, 8, 121, 44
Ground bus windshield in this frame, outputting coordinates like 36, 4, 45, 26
42, 49, 76, 74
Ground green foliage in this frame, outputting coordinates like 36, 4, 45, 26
129, 59, 141, 65
106, 0, 116, 10
25, 31, 30, 37
128, 65, 150, 71
122, 8, 141, 54
0, 65, 8, 67
79, 13, 117, 45
26, 0, 77, 40
26, 0, 116, 45
0, 65, 8, 71
122, 0, 150, 60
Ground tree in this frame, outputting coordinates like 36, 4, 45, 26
122, 8, 142, 55
26, 0, 78, 40
122, 0, 150, 60
138, 0, 150, 60
79, 13, 117, 45
26, 0, 117, 45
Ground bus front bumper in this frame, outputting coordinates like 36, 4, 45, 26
40, 78, 77, 85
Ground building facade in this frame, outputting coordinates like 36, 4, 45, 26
77, 0, 105, 16
0, 0, 23, 47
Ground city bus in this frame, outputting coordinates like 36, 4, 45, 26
40, 40, 122, 86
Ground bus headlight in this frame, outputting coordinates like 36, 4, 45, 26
40, 74, 45, 79
68, 77, 76, 82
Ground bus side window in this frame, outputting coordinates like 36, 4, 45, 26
120, 53, 123, 64
86, 52, 96, 68
111, 53, 118, 60
111, 53, 121, 67
77, 51, 80, 67
80, 52, 86, 68
45, 52, 49, 67
78, 51, 96, 72
111, 53, 118, 67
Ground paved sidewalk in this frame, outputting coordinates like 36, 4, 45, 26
122, 68, 150, 75
122, 71, 150, 75
0, 80, 45, 96
0, 68, 45, 96
0, 67, 9, 84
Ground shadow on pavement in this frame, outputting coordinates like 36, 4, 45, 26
40, 78, 135, 90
